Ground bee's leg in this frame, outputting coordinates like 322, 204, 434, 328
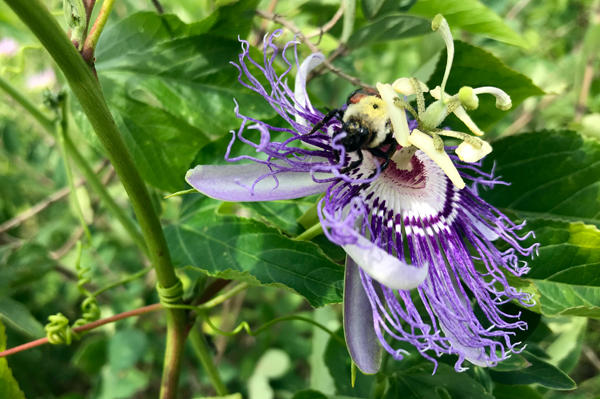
367, 147, 392, 175
340, 150, 363, 174
367, 135, 397, 173
308, 107, 344, 135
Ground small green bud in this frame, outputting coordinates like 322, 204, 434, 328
432, 14, 445, 31
458, 86, 479, 110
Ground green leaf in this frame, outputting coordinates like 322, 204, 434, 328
545, 316, 586, 373
0, 297, 45, 339
0, 243, 55, 293
426, 41, 543, 131
108, 329, 148, 372
481, 131, 600, 227
98, 367, 149, 399
492, 384, 544, 399
291, 390, 328, 399
384, 363, 494, 399
361, 0, 386, 19
492, 354, 531, 372
0, 319, 26, 399
489, 351, 576, 390
242, 198, 316, 236
409, 0, 527, 47
72, 335, 108, 374
361, 0, 418, 19
75, 1, 274, 192
165, 195, 344, 307
347, 14, 431, 49
503, 219, 600, 317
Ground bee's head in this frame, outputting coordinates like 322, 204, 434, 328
339, 119, 370, 151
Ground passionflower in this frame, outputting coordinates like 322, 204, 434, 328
186, 24, 538, 374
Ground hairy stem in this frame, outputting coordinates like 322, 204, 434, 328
189, 325, 229, 395
1, 1, 187, 397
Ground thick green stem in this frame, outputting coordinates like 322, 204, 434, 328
189, 325, 229, 396
2, 1, 187, 397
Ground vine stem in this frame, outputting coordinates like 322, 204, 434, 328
0, 303, 164, 359
1, 1, 186, 398
189, 325, 229, 396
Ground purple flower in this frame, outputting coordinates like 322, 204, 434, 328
186, 30, 538, 374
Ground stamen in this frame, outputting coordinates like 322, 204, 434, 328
432, 14, 454, 101
393, 97, 419, 120
455, 140, 492, 162
377, 82, 411, 147
431, 132, 444, 152
473, 87, 512, 110
435, 129, 483, 149
411, 77, 426, 115
392, 77, 429, 96
407, 129, 465, 189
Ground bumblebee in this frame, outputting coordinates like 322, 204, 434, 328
308, 88, 398, 173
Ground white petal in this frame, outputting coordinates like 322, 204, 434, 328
430, 86, 484, 136
186, 163, 332, 202
392, 77, 429, 96
294, 53, 325, 126
343, 233, 428, 291
408, 129, 465, 189
455, 141, 492, 163
465, 211, 499, 241
440, 322, 488, 367
376, 82, 411, 147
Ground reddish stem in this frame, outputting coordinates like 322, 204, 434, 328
0, 303, 163, 358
